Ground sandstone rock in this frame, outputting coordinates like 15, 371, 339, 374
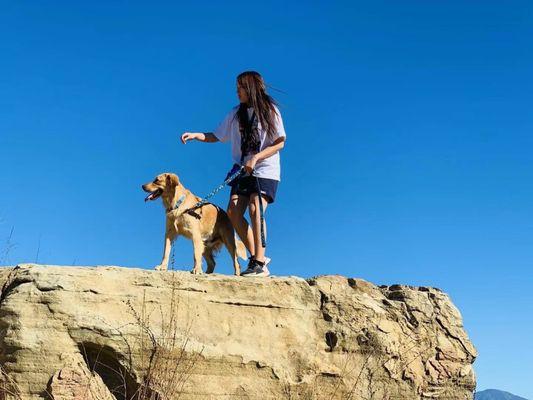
0, 265, 477, 399
48, 356, 116, 400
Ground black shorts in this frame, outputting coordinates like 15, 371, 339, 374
230, 175, 278, 204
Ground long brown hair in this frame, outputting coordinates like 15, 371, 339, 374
235, 71, 279, 140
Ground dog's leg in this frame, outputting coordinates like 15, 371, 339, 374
203, 248, 216, 274
155, 234, 172, 271
191, 232, 205, 274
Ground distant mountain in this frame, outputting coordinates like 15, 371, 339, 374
475, 389, 529, 400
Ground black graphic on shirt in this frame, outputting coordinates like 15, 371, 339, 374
237, 105, 260, 162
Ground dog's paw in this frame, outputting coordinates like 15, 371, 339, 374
190, 268, 203, 275
154, 264, 168, 271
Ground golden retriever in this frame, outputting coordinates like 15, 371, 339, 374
142, 173, 246, 275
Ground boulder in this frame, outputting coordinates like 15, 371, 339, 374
0, 265, 476, 399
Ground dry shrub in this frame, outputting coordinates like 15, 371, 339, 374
0, 366, 21, 400
125, 280, 204, 400
0, 226, 15, 266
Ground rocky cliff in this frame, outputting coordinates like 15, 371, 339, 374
0, 265, 476, 399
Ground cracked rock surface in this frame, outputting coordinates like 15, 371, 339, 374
0, 265, 476, 399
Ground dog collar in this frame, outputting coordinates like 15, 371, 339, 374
168, 194, 186, 213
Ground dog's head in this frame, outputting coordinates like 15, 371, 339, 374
142, 173, 180, 202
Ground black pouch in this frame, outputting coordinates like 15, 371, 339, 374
225, 163, 242, 187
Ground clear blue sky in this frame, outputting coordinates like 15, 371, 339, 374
1, 1, 532, 397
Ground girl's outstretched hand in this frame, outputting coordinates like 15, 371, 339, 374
180, 132, 219, 144
181, 132, 196, 144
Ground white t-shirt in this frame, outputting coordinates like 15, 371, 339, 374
213, 105, 286, 181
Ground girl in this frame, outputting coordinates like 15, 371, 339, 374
181, 71, 286, 277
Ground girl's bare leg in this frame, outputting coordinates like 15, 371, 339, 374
249, 193, 269, 263
227, 194, 255, 256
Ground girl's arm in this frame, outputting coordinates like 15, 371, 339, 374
244, 137, 286, 173
181, 132, 219, 144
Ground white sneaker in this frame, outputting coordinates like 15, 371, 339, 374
255, 264, 270, 277
244, 257, 271, 277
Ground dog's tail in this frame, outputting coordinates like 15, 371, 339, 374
235, 239, 248, 260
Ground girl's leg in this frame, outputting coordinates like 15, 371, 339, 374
248, 193, 269, 263
227, 194, 255, 256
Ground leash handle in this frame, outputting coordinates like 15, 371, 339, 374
253, 174, 267, 248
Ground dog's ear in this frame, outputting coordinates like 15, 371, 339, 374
165, 173, 180, 187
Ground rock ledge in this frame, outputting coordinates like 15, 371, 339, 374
0, 264, 476, 399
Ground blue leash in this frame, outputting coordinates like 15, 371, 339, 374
190, 166, 246, 210
174, 166, 246, 218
